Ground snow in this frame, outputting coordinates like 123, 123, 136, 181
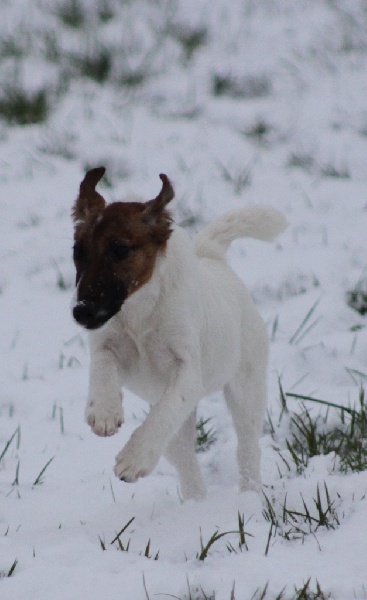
1, 1, 367, 598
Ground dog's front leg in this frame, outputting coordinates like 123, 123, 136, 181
114, 358, 202, 482
86, 348, 124, 437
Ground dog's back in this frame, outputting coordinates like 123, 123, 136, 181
150, 204, 287, 397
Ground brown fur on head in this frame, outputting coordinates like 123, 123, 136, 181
72, 167, 106, 224
72, 168, 174, 330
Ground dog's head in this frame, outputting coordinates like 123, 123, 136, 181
71, 167, 174, 330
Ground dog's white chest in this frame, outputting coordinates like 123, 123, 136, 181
113, 323, 175, 404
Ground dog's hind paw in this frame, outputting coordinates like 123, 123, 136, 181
85, 401, 123, 437
240, 477, 262, 495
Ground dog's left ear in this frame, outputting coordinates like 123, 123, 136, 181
72, 167, 106, 224
142, 174, 174, 225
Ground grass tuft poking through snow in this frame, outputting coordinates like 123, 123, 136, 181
195, 417, 217, 453
274, 387, 367, 474
0, 427, 21, 464
251, 579, 333, 600
0, 559, 18, 580
0, 88, 49, 125
32, 457, 55, 486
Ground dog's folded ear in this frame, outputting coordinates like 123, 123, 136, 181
72, 167, 106, 224
142, 174, 174, 225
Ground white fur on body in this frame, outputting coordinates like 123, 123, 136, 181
84, 206, 287, 499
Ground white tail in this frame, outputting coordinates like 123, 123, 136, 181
194, 206, 288, 260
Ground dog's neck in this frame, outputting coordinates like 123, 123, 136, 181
110, 226, 193, 341
115, 245, 167, 337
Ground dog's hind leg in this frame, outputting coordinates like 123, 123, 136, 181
224, 372, 266, 493
164, 411, 206, 501
224, 317, 268, 492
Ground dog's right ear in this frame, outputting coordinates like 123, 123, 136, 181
72, 167, 106, 224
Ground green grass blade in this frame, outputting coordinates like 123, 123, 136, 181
0, 427, 20, 464
110, 516, 135, 545
7, 558, 18, 578
286, 393, 356, 415
289, 298, 320, 345
32, 456, 55, 486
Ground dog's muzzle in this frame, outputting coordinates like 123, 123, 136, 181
73, 300, 114, 330
73, 285, 129, 329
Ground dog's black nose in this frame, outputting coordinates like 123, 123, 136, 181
73, 301, 98, 327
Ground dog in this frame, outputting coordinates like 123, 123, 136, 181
71, 167, 287, 500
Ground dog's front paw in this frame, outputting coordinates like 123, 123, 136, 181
85, 398, 123, 437
114, 432, 160, 482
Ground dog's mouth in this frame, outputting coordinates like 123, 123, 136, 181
72, 300, 124, 330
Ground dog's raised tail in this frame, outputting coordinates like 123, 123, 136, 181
194, 206, 288, 260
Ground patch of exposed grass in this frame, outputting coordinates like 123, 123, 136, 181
57, 0, 86, 28
57, 0, 115, 27
58, 353, 80, 369
197, 527, 236, 561
52, 403, 65, 434
226, 512, 253, 554
0, 402, 15, 418
217, 160, 252, 195
269, 379, 367, 475
97, 0, 115, 23
263, 482, 340, 543
51, 258, 72, 291
288, 299, 321, 346
17, 214, 41, 230
0, 427, 21, 464
346, 276, 367, 315
119, 70, 146, 87
196, 417, 217, 453
286, 151, 316, 172
0, 559, 18, 580
162, 577, 331, 600
243, 119, 273, 145
0, 36, 28, 59
38, 131, 76, 160
70, 47, 112, 83
40, 31, 60, 63
33, 456, 55, 486
168, 24, 208, 62
140, 538, 159, 560
320, 162, 350, 179
162, 575, 217, 600
257, 273, 320, 306
196, 514, 253, 561
251, 579, 332, 600
102, 517, 160, 559
12, 460, 20, 487
212, 73, 272, 100
287, 151, 351, 179
0, 88, 49, 125
285, 388, 367, 474
110, 516, 135, 551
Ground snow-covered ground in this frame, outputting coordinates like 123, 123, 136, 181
1, 1, 367, 598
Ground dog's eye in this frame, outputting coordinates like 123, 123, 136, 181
73, 242, 86, 262
109, 241, 132, 261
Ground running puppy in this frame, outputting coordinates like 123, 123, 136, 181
72, 168, 287, 500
